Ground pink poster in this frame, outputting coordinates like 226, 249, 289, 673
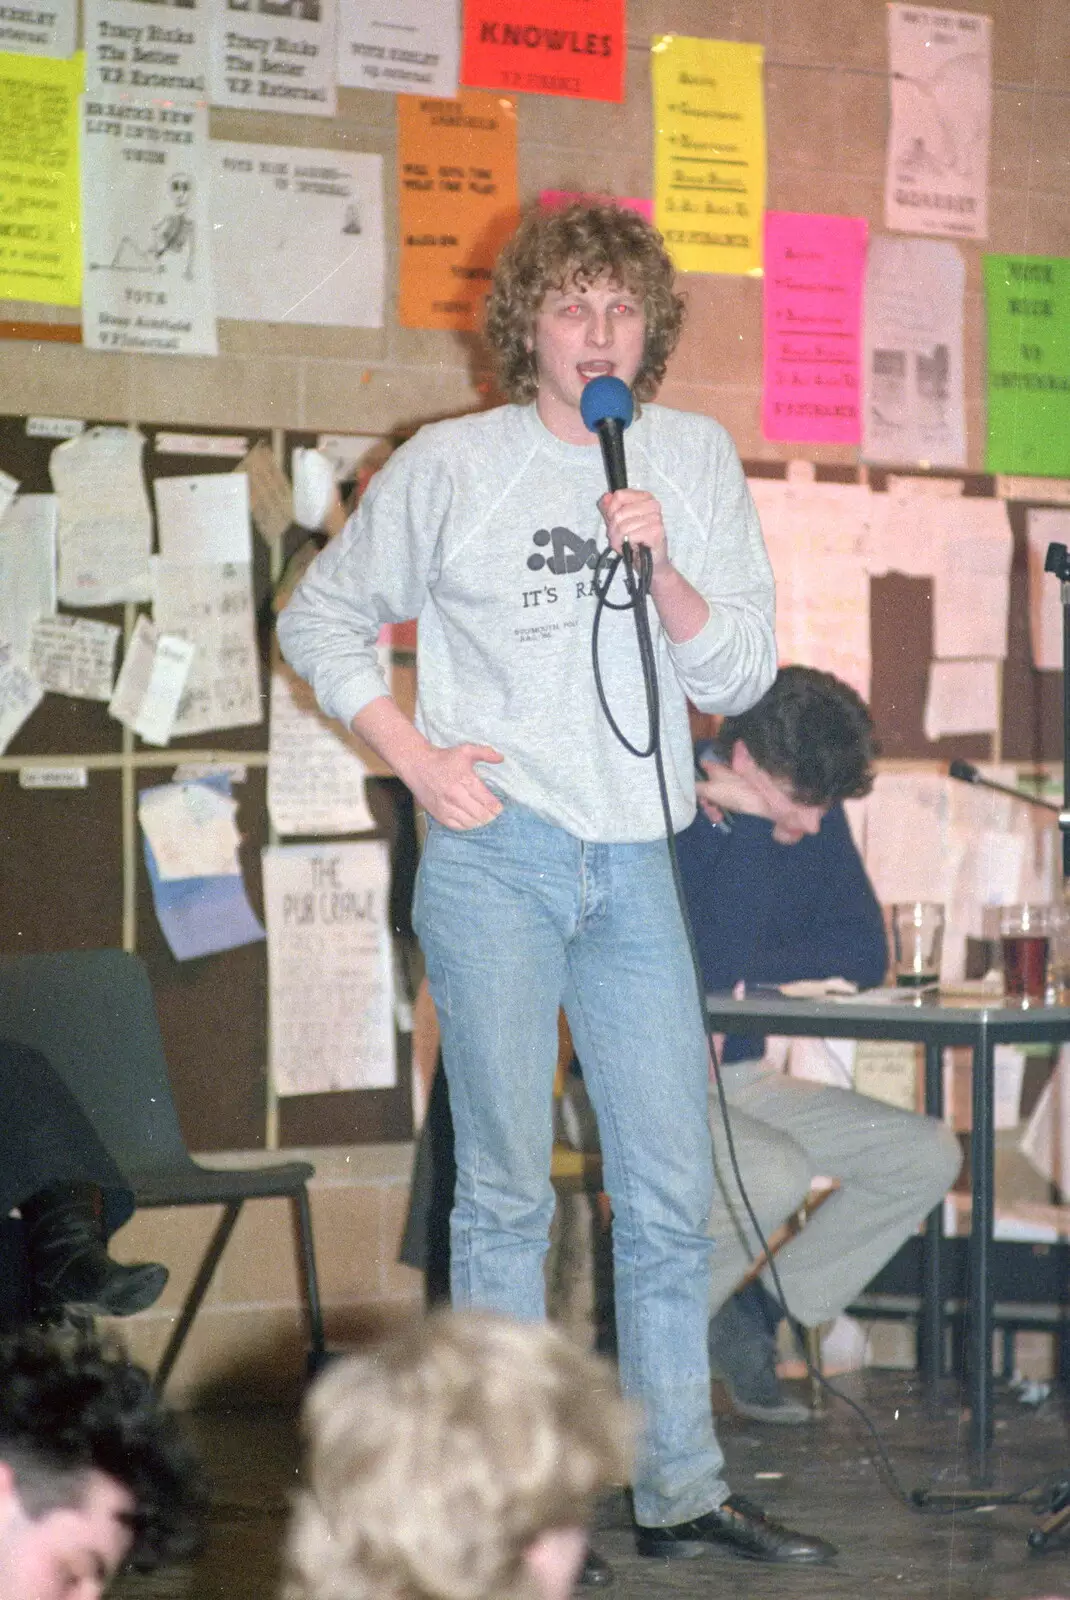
762, 211, 867, 444
540, 189, 652, 222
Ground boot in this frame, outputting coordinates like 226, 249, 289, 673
707, 1285, 810, 1424
21, 1182, 168, 1318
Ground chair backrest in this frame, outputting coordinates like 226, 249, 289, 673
0, 949, 194, 1175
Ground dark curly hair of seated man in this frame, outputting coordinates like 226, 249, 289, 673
0, 1326, 207, 1593
711, 664, 878, 807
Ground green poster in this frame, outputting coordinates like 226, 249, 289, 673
985, 254, 1070, 478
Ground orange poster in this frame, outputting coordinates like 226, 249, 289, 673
461, 0, 624, 102
397, 90, 519, 331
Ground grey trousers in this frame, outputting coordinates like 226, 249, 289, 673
707, 1061, 963, 1327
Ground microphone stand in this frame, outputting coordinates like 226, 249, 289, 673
921, 551, 1070, 1544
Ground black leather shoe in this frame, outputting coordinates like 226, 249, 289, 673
635, 1494, 836, 1564
576, 1547, 614, 1587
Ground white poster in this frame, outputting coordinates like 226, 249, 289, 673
211, 142, 384, 327
81, 97, 217, 356
931, 498, 1011, 659
263, 841, 396, 1095
863, 236, 966, 468
268, 660, 376, 836
151, 559, 261, 737
885, 3, 991, 240
0, 0, 76, 56
84, 0, 209, 100
747, 476, 873, 701
210, 0, 336, 116
336, 0, 458, 97
0, 494, 56, 664
1026, 508, 1070, 672
50, 428, 153, 606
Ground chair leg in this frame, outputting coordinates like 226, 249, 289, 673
293, 1186, 326, 1367
153, 1201, 243, 1394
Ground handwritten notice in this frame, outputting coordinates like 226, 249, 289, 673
29, 615, 119, 700
268, 661, 376, 837
397, 90, 518, 331
0, 0, 75, 55
885, 3, 990, 240
762, 211, 866, 444
0, 654, 44, 754
985, 255, 1070, 479
50, 428, 153, 607
108, 615, 194, 746
337, 0, 457, 97
0, 52, 82, 305
81, 98, 217, 356
0, 493, 56, 665
863, 235, 966, 469
652, 35, 765, 277
84, 0, 209, 100
263, 841, 397, 1095
152, 560, 262, 737
210, 0, 336, 115
461, 0, 623, 102
748, 476, 873, 700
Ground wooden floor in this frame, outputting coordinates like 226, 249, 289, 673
116, 1370, 1070, 1600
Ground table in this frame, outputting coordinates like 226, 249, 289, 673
703, 988, 1070, 1480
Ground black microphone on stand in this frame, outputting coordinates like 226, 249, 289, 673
948, 759, 1060, 814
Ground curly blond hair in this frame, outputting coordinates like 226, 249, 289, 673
485, 200, 685, 404
284, 1311, 632, 1600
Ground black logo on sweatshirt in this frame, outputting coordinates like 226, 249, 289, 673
527, 525, 598, 575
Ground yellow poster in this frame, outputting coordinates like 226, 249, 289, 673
651, 35, 765, 277
397, 90, 518, 331
0, 51, 82, 307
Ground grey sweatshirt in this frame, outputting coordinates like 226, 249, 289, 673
277, 402, 775, 843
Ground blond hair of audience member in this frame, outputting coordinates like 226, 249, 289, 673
284, 1310, 632, 1600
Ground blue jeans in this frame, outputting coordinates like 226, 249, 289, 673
412, 803, 728, 1525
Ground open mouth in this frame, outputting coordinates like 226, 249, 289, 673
578, 361, 615, 381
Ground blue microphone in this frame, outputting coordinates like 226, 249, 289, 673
580, 375, 634, 494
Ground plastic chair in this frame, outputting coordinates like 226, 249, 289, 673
0, 948, 325, 1392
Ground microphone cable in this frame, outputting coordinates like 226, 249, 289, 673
588, 541, 990, 1518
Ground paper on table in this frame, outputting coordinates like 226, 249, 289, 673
1021, 1044, 1070, 1201
0, 653, 44, 754
143, 834, 265, 963
151, 561, 261, 737
138, 781, 242, 880
0, 494, 57, 664
29, 615, 119, 701
931, 498, 1012, 658
268, 662, 376, 836
1026, 507, 1070, 671
50, 428, 152, 606
154, 474, 251, 565
263, 841, 396, 1094
923, 659, 999, 740
108, 615, 194, 747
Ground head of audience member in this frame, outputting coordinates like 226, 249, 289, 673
284, 1309, 633, 1600
0, 1327, 206, 1600
484, 200, 685, 429
704, 665, 878, 844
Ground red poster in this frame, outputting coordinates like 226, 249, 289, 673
461, 0, 624, 102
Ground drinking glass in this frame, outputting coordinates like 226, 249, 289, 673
1000, 904, 1051, 1002
891, 902, 944, 991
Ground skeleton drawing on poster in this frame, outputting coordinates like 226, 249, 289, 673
81, 96, 218, 354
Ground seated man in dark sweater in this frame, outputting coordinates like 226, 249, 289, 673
677, 666, 962, 1422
